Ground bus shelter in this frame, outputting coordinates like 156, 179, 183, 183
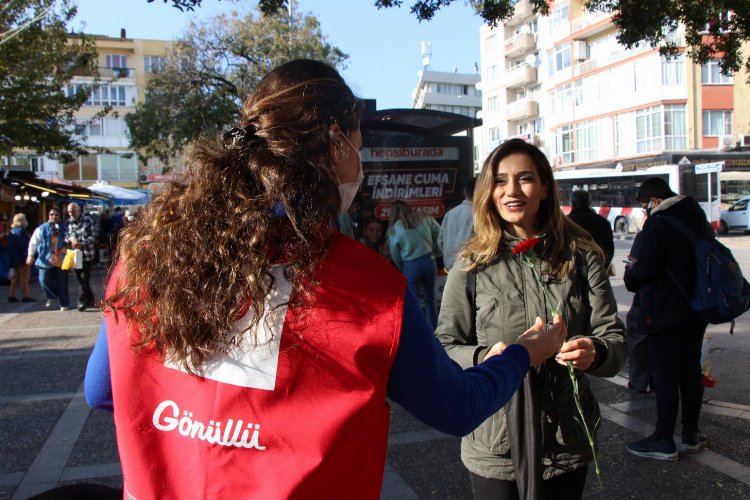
359, 107, 480, 224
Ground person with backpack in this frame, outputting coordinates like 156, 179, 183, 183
623, 177, 713, 460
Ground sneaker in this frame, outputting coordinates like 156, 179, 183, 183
627, 434, 678, 461
680, 434, 707, 453
45, 300, 53, 309
60, 306, 73, 311
8, 297, 19, 302
22, 297, 36, 302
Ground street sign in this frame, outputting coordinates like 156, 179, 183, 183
695, 161, 724, 174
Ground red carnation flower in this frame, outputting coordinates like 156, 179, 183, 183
512, 237, 541, 255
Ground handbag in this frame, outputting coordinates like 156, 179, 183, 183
73, 249, 84, 270
61, 250, 75, 271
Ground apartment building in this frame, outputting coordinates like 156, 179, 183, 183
16, 30, 171, 189
411, 61, 484, 173
478, 0, 750, 180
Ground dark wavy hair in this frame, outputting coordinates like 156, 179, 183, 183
106, 59, 362, 373
462, 138, 602, 277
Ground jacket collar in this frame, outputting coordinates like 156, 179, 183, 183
650, 195, 685, 215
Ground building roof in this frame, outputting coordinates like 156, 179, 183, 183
361, 108, 481, 136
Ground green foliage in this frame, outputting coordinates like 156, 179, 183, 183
126, 4, 348, 163
591, 0, 750, 80
150, 1, 750, 85
0, 0, 100, 161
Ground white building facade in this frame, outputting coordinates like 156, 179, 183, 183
477, 0, 750, 172
411, 68, 484, 173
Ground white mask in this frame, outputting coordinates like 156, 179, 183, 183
337, 132, 363, 215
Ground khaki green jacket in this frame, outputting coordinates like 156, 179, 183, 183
435, 239, 626, 481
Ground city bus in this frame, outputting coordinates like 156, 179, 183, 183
554, 164, 720, 234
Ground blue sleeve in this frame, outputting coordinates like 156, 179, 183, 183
387, 288, 530, 436
84, 321, 114, 411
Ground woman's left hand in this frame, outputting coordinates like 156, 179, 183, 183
555, 337, 596, 371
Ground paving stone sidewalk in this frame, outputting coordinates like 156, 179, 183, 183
2, 264, 750, 499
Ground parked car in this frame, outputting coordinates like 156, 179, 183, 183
720, 195, 750, 234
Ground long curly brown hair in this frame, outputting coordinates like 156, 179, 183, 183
461, 138, 602, 277
106, 60, 362, 373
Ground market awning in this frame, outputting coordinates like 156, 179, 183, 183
88, 180, 149, 205
2, 171, 110, 202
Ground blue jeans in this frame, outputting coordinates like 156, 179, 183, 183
38, 266, 70, 308
402, 254, 438, 329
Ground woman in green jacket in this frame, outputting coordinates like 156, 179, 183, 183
435, 139, 626, 499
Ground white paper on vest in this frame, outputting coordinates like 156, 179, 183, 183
163, 265, 291, 390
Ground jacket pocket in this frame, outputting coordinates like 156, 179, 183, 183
466, 407, 510, 455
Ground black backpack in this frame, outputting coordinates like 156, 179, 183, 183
661, 215, 750, 333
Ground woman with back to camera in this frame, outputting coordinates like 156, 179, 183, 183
83, 60, 566, 499
388, 200, 442, 328
436, 139, 626, 500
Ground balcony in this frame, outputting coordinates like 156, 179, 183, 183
504, 32, 536, 58
571, 11, 614, 40
503, 64, 537, 89
72, 66, 136, 79
506, 98, 539, 121
506, 0, 534, 27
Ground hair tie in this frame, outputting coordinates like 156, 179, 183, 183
222, 124, 259, 150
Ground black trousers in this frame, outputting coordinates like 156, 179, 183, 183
469, 467, 588, 500
73, 259, 95, 307
626, 304, 652, 392
648, 323, 706, 440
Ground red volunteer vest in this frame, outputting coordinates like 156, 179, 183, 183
106, 235, 406, 499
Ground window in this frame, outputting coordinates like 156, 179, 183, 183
635, 106, 663, 153
488, 64, 498, 81
552, 80, 581, 113
556, 125, 574, 164
549, 4, 569, 34
489, 127, 501, 144
702, 11, 733, 33
702, 110, 732, 136
485, 34, 497, 53
664, 104, 687, 149
576, 121, 597, 161
105, 54, 127, 69
63, 155, 98, 181
144, 56, 165, 73
701, 60, 732, 84
74, 118, 129, 138
67, 83, 130, 106
486, 96, 498, 113
550, 42, 571, 74
100, 154, 138, 182
661, 54, 684, 85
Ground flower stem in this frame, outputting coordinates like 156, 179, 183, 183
566, 360, 602, 488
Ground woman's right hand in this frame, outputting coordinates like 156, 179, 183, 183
512, 315, 567, 366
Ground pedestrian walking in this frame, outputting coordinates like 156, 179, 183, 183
27, 208, 71, 311
65, 203, 98, 311
84, 59, 566, 500
624, 176, 711, 460
7, 213, 35, 302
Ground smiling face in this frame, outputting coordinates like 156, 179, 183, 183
492, 152, 548, 239
363, 220, 383, 244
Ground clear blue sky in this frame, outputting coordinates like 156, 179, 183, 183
72, 0, 483, 110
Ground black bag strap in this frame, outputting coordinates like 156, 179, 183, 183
466, 267, 477, 345
659, 214, 700, 243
